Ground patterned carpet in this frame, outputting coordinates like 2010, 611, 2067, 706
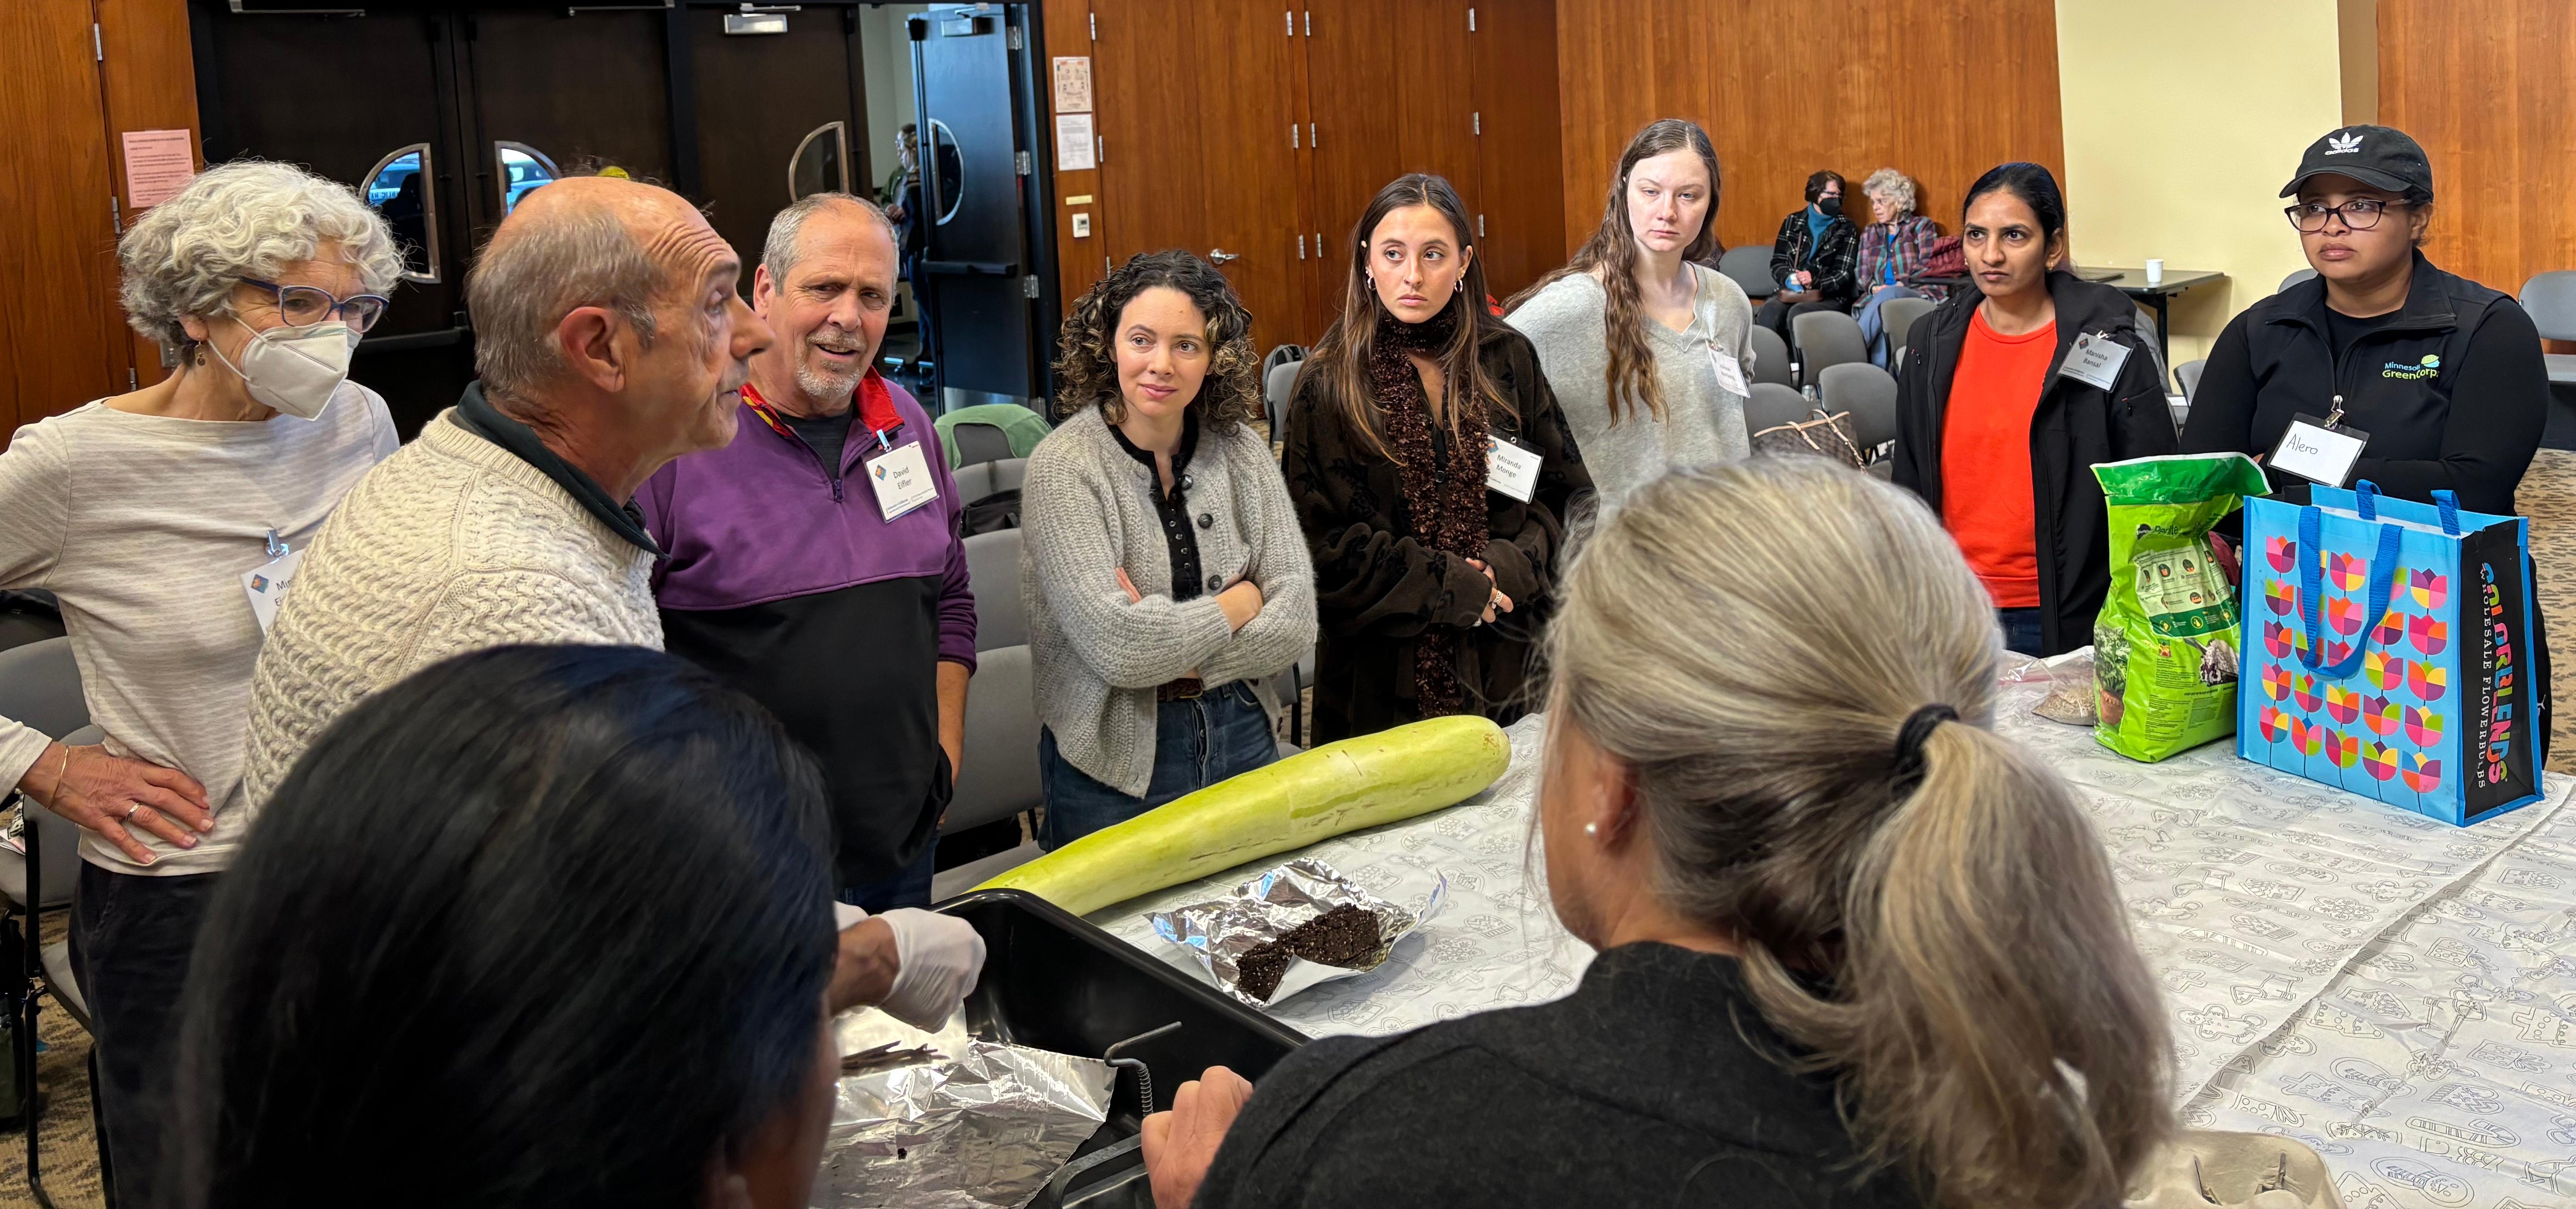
4, 455, 2573, 1209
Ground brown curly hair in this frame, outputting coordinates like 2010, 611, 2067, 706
1053, 250, 1264, 429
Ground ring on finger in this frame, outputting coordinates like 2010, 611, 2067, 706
124, 801, 143, 821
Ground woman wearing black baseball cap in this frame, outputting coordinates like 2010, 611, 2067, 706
2180, 124, 2548, 515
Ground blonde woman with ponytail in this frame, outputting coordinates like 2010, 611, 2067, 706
1507, 119, 1753, 511
1141, 456, 2173, 1209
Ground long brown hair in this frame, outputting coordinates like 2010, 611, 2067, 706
1545, 458, 2172, 1209
1505, 119, 1720, 425
1297, 173, 1511, 460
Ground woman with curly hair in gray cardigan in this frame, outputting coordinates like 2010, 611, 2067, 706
1023, 252, 1316, 849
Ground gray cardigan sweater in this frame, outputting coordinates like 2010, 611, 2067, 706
1022, 406, 1316, 796
1507, 264, 1754, 511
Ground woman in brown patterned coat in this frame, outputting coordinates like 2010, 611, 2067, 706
1283, 174, 1592, 743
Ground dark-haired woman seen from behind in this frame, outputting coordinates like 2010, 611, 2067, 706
1024, 251, 1316, 848
175, 645, 856, 1209
2180, 124, 2545, 515
1508, 118, 1753, 512
1285, 174, 1590, 742
1141, 458, 2174, 1209
1891, 162, 2175, 657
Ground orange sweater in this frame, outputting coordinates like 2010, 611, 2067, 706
1940, 311, 2056, 609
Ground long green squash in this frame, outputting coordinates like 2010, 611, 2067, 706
976, 714, 1511, 917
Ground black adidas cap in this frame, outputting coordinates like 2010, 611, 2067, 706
2280, 124, 2434, 201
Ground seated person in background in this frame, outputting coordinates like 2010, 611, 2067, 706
1140, 458, 2175, 1209
1753, 169, 1858, 341
2180, 124, 2545, 516
1285, 174, 1590, 743
240, 176, 980, 1026
176, 644, 958, 1208
1890, 163, 2175, 657
1508, 118, 1753, 513
639, 192, 975, 911
1024, 251, 1316, 849
0, 160, 403, 1208
1853, 167, 1947, 367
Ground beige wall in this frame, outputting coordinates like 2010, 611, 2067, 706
2054, 0, 2346, 368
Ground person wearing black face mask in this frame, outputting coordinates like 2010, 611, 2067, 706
1755, 170, 1860, 342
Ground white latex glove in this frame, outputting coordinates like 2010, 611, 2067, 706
874, 907, 987, 1030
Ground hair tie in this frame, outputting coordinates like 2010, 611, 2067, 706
1890, 703, 1959, 795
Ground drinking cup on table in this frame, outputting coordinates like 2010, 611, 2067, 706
2144, 258, 2165, 286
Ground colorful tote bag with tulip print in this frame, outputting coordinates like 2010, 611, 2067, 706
2239, 479, 2545, 825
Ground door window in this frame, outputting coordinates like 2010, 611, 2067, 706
790, 121, 850, 201
362, 143, 440, 284
495, 142, 561, 214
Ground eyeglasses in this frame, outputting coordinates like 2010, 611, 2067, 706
238, 278, 391, 335
2284, 198, 2406, 233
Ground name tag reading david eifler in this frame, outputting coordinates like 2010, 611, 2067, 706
1486, 431, 1541, 503
2057, 331, 2130, 391
865, 440, 939, 521
2268, 413, 2369, 488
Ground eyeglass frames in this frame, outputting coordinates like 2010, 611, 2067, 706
238, 278, 391, 335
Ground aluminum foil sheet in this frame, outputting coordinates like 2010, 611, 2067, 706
813, 1010, 1114, 1209
1146, 858, 1447, 1009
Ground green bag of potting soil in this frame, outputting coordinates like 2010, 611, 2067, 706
2090, 453, 2271, 762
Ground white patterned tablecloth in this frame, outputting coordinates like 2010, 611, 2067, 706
1090, 690, 2575, 1209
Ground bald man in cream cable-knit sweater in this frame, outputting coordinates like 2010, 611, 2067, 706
240, 176, 983, 1030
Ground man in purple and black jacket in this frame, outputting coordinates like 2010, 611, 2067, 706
638, 193, 975, 908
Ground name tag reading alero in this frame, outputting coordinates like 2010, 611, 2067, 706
2268, 413, 2369, 488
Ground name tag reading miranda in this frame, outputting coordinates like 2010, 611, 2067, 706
2268, 413, 2370, 487
1486, 431, 1541, 502
2057, 331, 2130, 391
865, 440, 939, 521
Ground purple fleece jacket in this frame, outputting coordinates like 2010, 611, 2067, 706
638, 377, 976, 669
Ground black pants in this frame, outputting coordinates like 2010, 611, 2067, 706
1754, 296, 1849, 345
68, 860, 222, 1209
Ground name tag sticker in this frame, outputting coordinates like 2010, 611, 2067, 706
865, 440, 939, 521
2057, 331, 2130, 391
1486, 431, 1541, 503
239, 546, 306, 634
2268, 413, 2370, 488
1707, 346, 1749, 396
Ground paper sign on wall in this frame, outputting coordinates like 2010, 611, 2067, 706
1052, 56, 1093, 113
1055, 113, 1096, 172
123, 129, 197, 208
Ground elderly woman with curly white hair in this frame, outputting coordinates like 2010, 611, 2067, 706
1853, 167, 1947, 368
0, 159, 400, 1200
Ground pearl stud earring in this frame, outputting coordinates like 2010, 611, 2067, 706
1583, 822, 1599, 837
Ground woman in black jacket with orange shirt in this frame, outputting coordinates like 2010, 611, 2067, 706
1890, 163, 2176, 658
1283, 173, 1590, 742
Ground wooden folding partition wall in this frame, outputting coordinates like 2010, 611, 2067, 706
0, 0, 200, 446
2379, 0, 2576, 306
1039, 0, 1565, 354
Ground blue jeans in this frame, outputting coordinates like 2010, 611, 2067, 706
1038, 682, 1277, 850
839, 840, 938, 912
1855, 284, 1926, 368
1998, 607, 2047, 657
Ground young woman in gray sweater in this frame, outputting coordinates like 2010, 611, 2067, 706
1507, 120, 1754, 513
1022, 253, 1316, 848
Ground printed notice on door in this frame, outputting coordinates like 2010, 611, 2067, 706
1054, 114, 1096, 172
123, 129, 198, 209
1052, 56, 1093, 114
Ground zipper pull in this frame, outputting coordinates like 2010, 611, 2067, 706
832, 475, 844, 503
2326, 395, 2344, 428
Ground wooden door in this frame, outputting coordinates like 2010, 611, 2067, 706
1467, 0, 1568, 305
1093, 0, 1310, 354
687, 5, 868, 290
0, 0, 136, 441
1301, 0, 1478, 328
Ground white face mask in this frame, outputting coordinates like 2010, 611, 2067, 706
204, 317, 358, 419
